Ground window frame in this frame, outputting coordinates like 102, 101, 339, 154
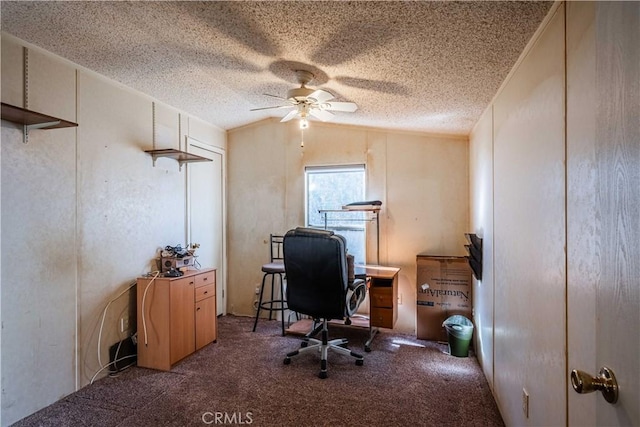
304, 164, 367, 263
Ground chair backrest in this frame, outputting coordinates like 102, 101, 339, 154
283, 227, 348, 319
270, 234, 285, 262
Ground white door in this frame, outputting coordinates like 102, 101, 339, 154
187, 138, 226, 315
567, 2, 639, 425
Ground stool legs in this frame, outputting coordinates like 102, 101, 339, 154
252, 271, 286, 336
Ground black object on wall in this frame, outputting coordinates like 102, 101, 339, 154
108, 336, 137, 373
464, 233, 483, 281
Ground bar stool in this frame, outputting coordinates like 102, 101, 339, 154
253, 234, 288, 336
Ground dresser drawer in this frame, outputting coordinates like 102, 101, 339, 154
195, 271, 215, 288
195, 283, 215, 302
370, 307, 394, 328
370, 287, 393, 308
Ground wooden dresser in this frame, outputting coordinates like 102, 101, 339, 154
136, 268, 217, 371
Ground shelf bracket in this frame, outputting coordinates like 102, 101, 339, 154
144, 148, 212, 170
148, 152, 186, 171
149, 152, 159, 168
23, 120, 62, 144
27, 120, 62, 131
2, 102, 78, 144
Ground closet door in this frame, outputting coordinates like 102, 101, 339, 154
567, 2, 640, 425
187, 138, 226, 315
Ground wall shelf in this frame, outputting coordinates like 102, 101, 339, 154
1, 102, 78, 129
464, 233, 483, 280
144, 148, 212, 170
1, 102, 78, 143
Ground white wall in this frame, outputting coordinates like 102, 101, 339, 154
468, 105, 494, 388
1, 42, 78, 425
493, 6, 566, 425
1, 33, 225, 426
227, 119, 469, 334
470, 5, 566, 425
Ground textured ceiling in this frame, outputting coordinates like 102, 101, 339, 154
1, 1, 552, 135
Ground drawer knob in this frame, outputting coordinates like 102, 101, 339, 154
204, 291, 208, 294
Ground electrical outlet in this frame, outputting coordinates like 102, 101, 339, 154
120, 316, 129, 333
522, 388, 529, 419
398, 293, 403, 305
255, 286, 260, 295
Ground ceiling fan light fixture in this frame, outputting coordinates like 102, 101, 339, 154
299, 117, 309, 129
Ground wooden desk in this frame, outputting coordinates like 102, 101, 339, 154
355, 265, 400, 351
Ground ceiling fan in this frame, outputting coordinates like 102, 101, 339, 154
251, 70, 358, 128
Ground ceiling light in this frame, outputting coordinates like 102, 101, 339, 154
299, 117, 309, 129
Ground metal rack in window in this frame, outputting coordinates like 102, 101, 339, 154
318, 207, 381, 265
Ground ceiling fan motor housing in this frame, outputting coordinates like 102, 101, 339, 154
287, 87, 314, 101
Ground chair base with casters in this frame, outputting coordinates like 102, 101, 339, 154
252, 261, 287, 336
283, 318, 364, 379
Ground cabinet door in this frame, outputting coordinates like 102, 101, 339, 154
195, 297, 216, 350
137, 277, 172, 370
169, 277, 195, 364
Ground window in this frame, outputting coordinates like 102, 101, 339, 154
305, 165, 366, 264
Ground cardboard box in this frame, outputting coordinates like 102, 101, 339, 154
416, 255, 472, 341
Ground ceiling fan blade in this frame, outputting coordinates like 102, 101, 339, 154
322, 101, 358, 112
280, 109, 299, 122
309, 108, 335, 122
250, 105, 294, 111
307, 89, 334, 104
263, 93, 289, 101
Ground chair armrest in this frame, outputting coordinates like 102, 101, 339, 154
346, 279, 367, 316
347, 278, 365, 291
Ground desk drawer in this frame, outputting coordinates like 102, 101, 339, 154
370, 287, 393, 308
195, 283, 215, 302
370, 307, 394, 328
195, 271, 215, 288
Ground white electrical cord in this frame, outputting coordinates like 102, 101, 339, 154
141, 271, 161, 346
90, 354, 138, 384
96, 280, 137, 369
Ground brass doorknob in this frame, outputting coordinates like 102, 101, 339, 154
570, 366, 618, 404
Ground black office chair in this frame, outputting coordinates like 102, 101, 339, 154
282, 227, 367, 378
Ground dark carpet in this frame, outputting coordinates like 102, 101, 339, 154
13, 315, 504, 427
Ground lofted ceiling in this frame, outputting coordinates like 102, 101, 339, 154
1, 1, 552, 135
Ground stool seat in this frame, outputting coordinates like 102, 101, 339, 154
261, 261, 285, 274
